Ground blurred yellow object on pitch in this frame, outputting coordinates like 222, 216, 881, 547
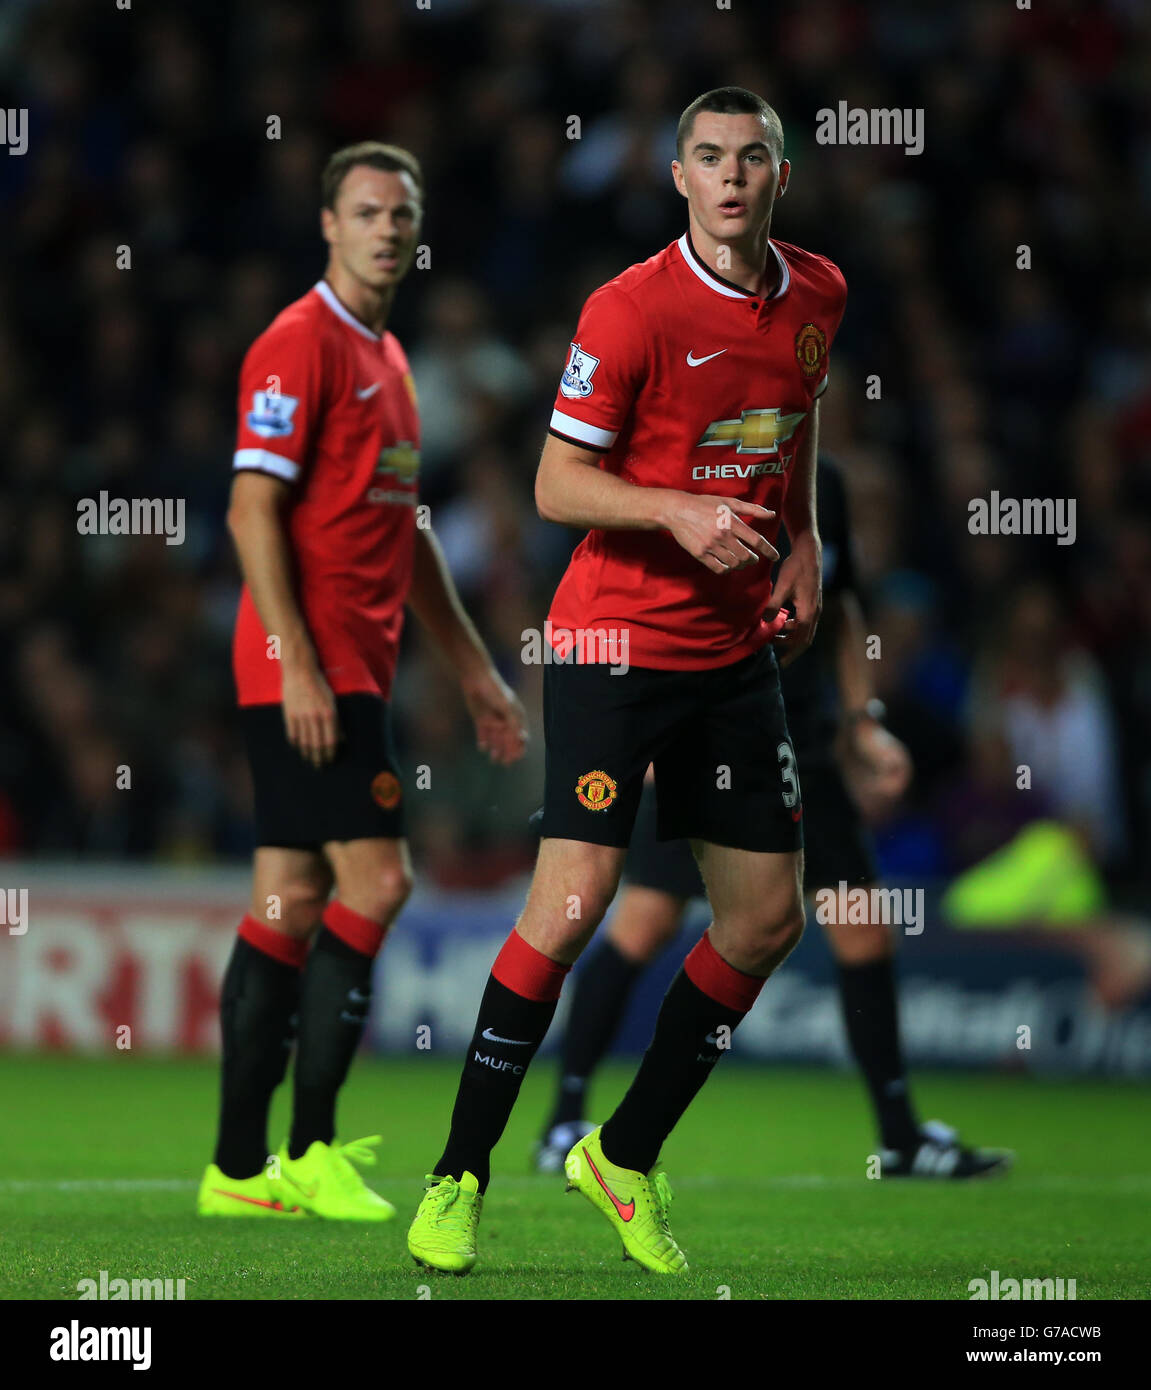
942, 821, 1107, 929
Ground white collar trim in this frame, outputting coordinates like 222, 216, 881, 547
676, 233, 790, 302
314, 280, 381, 341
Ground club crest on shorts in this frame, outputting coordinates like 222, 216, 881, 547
575, 769, 617, 811
370, 771, 402, 811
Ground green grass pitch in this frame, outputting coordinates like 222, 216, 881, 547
2, 1054, 1147, 1300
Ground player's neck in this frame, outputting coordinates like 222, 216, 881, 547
323, 263, 395, 337
687, 218, 777, 296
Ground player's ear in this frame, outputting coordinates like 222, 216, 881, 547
671, 160, 688, 198
320, 206, 336, 245
776, 158, 791, 198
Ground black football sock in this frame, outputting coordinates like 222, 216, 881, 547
548, 939, 642, 1130
213, 925, 304, 1179
837, 956, 921, 1151
599, 965, 749, 1175
435, 931, 570, 1191
289, 919, 379, 1159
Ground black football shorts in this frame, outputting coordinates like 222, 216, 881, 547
239, 692, 406, 848
623, 755, 877, 900
538, 644, 802, 854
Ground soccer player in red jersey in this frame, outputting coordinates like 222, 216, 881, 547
408, 89, 847, 1272
198, 142, 527, 1221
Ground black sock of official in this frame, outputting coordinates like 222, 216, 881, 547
289, 915, 381, 1159
600, 935, 762, 1175
549, 939, 643, 1130
435, 931, 570, 1191
837, 955, 920, 1151
213, 925, 305, 1179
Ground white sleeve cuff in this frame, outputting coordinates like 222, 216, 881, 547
549, 408, 617, 450
233, 448, 300, 482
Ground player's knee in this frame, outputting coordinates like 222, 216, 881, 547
354, 862, 413, 926
611, 891, 683, 964
740, 901, 806, 973
269, 880, 329, 937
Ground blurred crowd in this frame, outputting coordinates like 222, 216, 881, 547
1, 0, 1149, 894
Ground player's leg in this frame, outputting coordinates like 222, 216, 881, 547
539, 782, 698, 1167
822, 887, 1011, 1176
799, 758, 922, 1153
567, 841, 802, 1273
434, 835, 626, 1189
409, 657, 674, 1271
269, 833, 409, 1220
565, 646, 803, 1272
598, 842, 804, 1173
200, 845, 329, 1216
287, 834, 410, 1155
807, 759, 1010, 1176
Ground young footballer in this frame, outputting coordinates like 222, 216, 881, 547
409, 87, 847, 1273
535, 457, 1010, 1182
199, 142, 526, 1221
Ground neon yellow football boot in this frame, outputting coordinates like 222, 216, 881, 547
276, 1136, 396, 1221
407, 1172, 483, 1274
564, 1126, 688, 1274
197, 1162, 305, 1218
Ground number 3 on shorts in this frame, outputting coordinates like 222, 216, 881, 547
777, 739, 801, 809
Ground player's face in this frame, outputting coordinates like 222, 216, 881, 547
672, 111, 789, 243
322, 166, 422, 292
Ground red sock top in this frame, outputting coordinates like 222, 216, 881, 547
684, 931, 766, 1014
238, 913, 310, 969
323, 900, 388, 958
492, 929, 570, 1002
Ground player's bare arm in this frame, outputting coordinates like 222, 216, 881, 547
833, 586, 912, 808
535, 432, 779, 575
767, 399, 822, 665
226, 470, 338, 769
406, 526, 527, 766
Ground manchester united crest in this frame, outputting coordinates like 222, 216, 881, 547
794, 322, 827, 378
575, 769, 618, 811
371, 770, 402, 811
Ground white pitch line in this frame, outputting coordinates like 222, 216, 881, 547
0, 1174, 1148, 1194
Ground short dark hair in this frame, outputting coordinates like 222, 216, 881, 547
676, 87, 784, 162
321, 141, 424, 210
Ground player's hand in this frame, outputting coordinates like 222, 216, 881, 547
281, 658, 339, 769
664, 494, 778, 574
461, 666, 528, 766
767, 531, 821, 667
841, 718, 912, 818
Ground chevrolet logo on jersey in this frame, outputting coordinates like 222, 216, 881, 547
695, 408, 807, 455
375, 440, 420, 483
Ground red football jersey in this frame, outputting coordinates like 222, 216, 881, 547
547, 234, 846, 670
231, 280, 420, 705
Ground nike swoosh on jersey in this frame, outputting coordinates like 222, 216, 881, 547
686, 349, 728, 367
355, 382, 381, 399
481, 1027, 532, 1045
582, 1146, 635, 1221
